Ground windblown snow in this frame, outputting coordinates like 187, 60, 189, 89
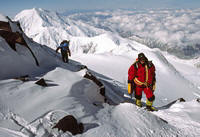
0, 9, 200, 137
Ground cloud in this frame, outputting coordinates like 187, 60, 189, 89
70, 8, 200, 57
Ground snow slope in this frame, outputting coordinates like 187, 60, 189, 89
72, 51, 200, 105
0, 68, 200, 136
154, 100, 200, 137
0, 36, 58, 80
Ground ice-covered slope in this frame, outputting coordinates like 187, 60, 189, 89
72, 51, 200, 105
0, 13, 106, 136
0, 15, 54, 79
0, 68, 189, 137
0, 66, 200, 136
154, 100, 200, 136
0, 36, 59, 80
0, 13, 82, 80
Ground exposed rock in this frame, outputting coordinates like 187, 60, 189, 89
35, 78, 47, 87
0, 18, 39, 66
84, 71, 106, 101
14, 75, 29, 82
0, 21, 11, 31
79, 65, 88, 70
53, 115, 84, 135
0, 30, 26, 51
178, 98, 186, 102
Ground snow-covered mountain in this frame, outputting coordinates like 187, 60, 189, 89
14, 8, 106, 50
1, 10, 200, 137
15, 8, 200, 58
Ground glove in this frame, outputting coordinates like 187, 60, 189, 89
152, 83, 156, 91
128, 83, 133, 95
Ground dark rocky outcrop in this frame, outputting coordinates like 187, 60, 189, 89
0, 18, 39, 66
197, 98, 200, 103
35, 78, 48, 87
77, 65, 88, 71
178, 98, 186, 102
53, 115, 84, 135
0, 21, 12, 31
0, 30, 26, 51
14, 75, 29, 82
84, 71, 106, 98
76, 65, 107, 102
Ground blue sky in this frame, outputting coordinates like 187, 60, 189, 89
0, 0, 200, 17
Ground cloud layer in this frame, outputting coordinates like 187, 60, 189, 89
69, 8, 200, 58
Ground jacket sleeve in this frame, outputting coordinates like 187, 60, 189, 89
56, 47, 60, 53
128, 64, 137, 83
128, 64, 137, 94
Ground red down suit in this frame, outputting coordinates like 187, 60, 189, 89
128, 60, 156, 101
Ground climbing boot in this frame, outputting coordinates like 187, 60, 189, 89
146, 99, 158, 111
136, 99, 142, 107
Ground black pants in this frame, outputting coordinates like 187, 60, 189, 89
61, 50, 68, 63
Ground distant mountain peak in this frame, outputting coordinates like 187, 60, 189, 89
14, 8, 106, 49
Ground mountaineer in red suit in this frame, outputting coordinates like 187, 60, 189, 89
128, 53, 157, 111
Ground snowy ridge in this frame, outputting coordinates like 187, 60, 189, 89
15, 8, 105, 50
0, 12, 62, 79
0, 36, 59, 80
154, 100, 200, 136
15, 7, 151, 56
69, 32, 149, 54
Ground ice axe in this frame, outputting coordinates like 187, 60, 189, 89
124, 93, 133, 99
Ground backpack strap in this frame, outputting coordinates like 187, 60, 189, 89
133, 60, 138, 70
